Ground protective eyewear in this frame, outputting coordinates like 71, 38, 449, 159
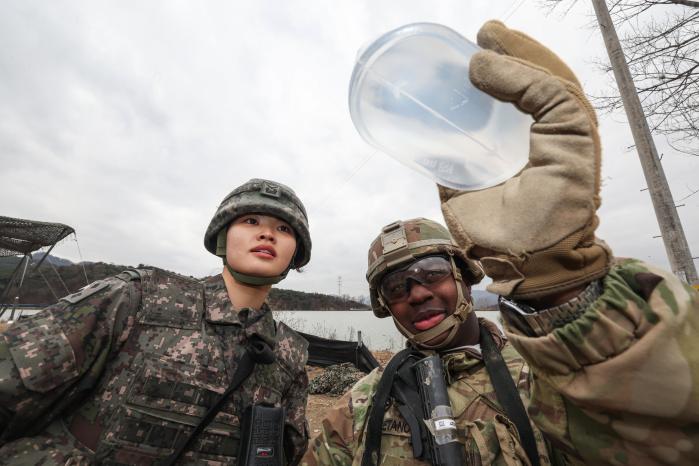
379, 256, 453, 303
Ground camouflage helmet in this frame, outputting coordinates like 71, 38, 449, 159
367, 218, 483, 318
204, 179, 311, 269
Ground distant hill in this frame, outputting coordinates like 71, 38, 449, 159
472, 289, 499, 311
32, 252, 76, 267
0, 255, 368, 310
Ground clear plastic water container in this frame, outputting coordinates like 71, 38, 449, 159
348, 23, 532, 191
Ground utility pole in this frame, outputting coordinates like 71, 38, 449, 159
337, 276, 342, 296
591, 0, 698, 285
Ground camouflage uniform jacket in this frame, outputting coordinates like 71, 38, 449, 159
301, 318, 551, 466
0, 268, 309, 465
303, 259, 699, 465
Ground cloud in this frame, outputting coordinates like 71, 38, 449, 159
1, 1, 696, 298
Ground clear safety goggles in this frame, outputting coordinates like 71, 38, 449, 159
379, 255, 453, 303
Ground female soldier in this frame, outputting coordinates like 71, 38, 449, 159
0, 178, 312, 465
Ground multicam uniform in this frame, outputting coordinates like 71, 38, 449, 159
304, 318, 548, 466
0, 268, 309, 465
303, 259, 699, 465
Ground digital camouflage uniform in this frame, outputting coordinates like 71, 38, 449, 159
0, 267, 309, 465
303, 259, 699, 465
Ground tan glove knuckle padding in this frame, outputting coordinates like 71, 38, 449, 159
439, 20, 612, 299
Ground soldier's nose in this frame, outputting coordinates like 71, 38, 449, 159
257, 228, 276, 242
407, 280, 432, 304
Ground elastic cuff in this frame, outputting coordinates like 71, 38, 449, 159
501, 280, 603, 336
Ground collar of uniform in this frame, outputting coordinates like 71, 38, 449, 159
204, 275, 242, 324
442, 347, 484, 381
240, 306, 277, 347
442, 318, 506, 383
203, 275, 275, 336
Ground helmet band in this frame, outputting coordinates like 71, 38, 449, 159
216, 229, 227, 257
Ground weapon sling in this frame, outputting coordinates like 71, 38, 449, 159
361, 348, 417, 466
163, 334, 275, 466
479, 325, 540, 466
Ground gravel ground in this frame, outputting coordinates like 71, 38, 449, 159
306, 350, 394, 435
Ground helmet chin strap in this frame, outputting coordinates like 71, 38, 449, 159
385, 254, 474, 350
224, 259, 288, 286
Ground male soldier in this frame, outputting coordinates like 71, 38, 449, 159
0, 178, 312, 465
304, 218, 553, 465
304, 21, 699, 465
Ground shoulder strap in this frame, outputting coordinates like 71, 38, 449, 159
361, 348, 417, 466
392, 375, 425, 459
117, 269, 144, 282
479, 326, 540, 466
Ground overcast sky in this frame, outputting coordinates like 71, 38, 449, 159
1, 1, 697, 298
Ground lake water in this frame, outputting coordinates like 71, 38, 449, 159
273, 310, 501, 351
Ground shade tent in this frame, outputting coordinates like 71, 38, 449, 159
0, 216, 74, 257
0, 216, 76, 318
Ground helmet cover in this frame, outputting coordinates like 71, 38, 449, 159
366, 217, 483, 318
204, 178, 311, 269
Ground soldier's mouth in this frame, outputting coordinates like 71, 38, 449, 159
413, 311, 446, 331
251, 245, 277, 258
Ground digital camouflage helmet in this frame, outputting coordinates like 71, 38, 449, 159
205, 178, 311, 285
367, 218, 483, 349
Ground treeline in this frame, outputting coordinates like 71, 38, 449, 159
0, 256, 368, 310
267, 288, 368, 311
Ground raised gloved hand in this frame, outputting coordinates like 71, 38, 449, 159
439, 20, 612, 299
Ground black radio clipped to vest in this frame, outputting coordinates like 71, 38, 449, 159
238, 404, 286, 466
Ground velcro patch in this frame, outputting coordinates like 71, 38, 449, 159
61, 281, 110, 304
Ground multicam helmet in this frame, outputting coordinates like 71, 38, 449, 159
204, 178, 311, 285
367, 218, 483, 317
366, 218, 483, 349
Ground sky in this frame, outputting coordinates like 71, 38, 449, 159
1, 1, 697, 298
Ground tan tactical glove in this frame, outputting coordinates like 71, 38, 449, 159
439, 20, 612, 299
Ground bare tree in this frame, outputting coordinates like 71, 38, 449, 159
546, 1, 699, 155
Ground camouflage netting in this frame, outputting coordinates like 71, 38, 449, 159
300, 331, 379, 373
0, 216, 74, 257
309, 363, 365, 396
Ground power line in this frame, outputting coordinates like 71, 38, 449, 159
73, 233, 90, 285
318, 150, 376, 208
498, 0, 520, 20
502, 0, 527, 21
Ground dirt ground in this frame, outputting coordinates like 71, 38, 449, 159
306, 350, 394, 435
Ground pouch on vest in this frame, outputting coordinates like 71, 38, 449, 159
237, 404, 286, 466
